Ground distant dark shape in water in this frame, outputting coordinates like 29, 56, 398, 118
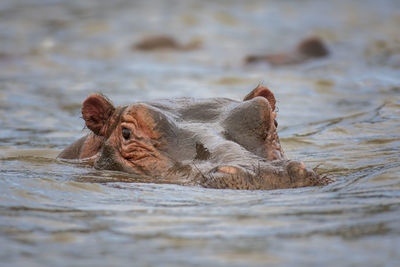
133, 35, 201, 51
58, 86, 331, 190
246, 37, 329, 66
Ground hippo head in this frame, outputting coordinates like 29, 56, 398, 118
61, 86, 329, 190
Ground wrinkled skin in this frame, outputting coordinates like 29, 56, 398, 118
58, 86, 330, 190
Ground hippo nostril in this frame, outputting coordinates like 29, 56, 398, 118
215, 165, 240, 175
287, 160, 307, 178
307, 169, 316, 176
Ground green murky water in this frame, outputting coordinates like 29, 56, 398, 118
1, 0, 399, 266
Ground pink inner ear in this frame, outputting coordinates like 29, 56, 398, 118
81, 95, 115, 136
244, 86, 276, 111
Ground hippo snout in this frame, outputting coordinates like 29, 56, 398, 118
199, 160, 324, 190
286, 160, 320, 187
215, 165, 241, 175
287, 160, 309, 179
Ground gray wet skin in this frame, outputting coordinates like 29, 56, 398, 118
58, 86, 329, 190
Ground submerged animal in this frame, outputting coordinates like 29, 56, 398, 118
58, 86, 330, 190
133, 35, 201, 51
246, 37, 329, 65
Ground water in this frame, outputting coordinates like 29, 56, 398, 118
1, 0, 400, 266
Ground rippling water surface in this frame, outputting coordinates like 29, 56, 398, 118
1, 0, 400, 266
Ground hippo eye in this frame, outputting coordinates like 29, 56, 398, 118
122, 127, 131, 140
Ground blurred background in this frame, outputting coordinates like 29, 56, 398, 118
0, 0, 399, 266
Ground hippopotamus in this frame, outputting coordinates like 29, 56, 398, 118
245, 37, 329, 65
133, 35, 201, 51
58, 86, 329, 190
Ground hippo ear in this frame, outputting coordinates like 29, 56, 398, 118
81, 94, 115, 136
243, 85, 276, 111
